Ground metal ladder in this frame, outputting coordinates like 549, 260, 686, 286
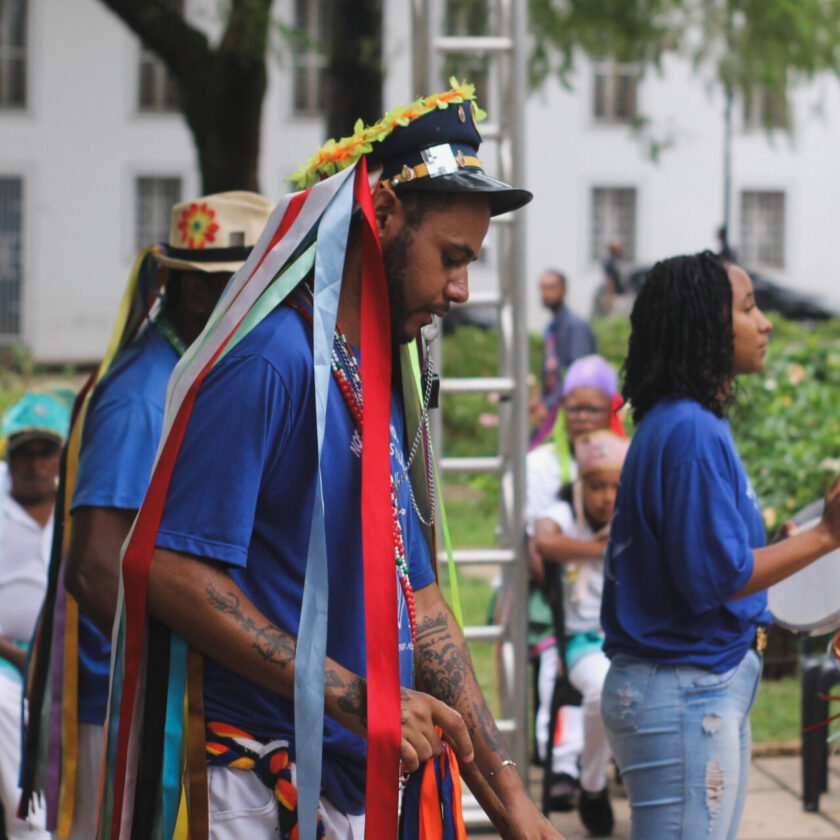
410, 0, 531, 828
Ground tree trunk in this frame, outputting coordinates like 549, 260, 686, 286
325, 0, 383, 139
179, 54, 267, 194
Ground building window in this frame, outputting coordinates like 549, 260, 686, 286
591, 187, 637, 262
740, 190, 786, 269
138, 48, 180, 112
137, 0, 183, 112
0, 177, 23, 341
0, 0, 27, 109
743, 88, 789, 132
135, 176, 182, 252
292, 0, 327, 116
592, 59, 639, 123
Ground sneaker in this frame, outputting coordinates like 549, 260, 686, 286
578, 787, 614, 837
548, 772, 578, 812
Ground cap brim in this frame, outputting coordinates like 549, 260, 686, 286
393, 170, 532, 216
153, 253, 245, 274
7, 431, 64, 452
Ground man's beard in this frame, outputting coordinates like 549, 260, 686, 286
381, 226, 414, 344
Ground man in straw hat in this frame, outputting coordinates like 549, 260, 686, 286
98, 83, 563, 839
0, 392, 69, 840
18, 192, 273, 840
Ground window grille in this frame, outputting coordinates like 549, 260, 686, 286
292, 0, 327, 116
592, 59, 639, 123
135, 176, 182, 252
740, 190, 786, 269
0, 0, 27, 109
591, 187, 637, 262
0, 177, 23, 341
137, 0, 182, 112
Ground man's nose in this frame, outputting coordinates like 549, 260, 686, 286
446, 269, 469, 304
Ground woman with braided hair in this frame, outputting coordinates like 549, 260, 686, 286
600, 251, 840, 839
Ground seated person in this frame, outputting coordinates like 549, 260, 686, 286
534, 430, 629, 837
0, 392, 69, 840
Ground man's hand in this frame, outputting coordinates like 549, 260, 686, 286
398, 688, 473, 772
500, 797, 566, 839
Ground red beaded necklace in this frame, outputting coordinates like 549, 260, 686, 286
286, 294, 417, 644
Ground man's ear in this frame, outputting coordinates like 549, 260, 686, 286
372, 188, 404, 243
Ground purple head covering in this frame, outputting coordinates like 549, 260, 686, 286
562, 354, 618, 399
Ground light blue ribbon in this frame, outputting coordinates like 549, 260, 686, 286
295, 171, 354, 840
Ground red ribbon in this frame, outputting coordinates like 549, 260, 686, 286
355, 160, 401, 839
109, 191, 310, 837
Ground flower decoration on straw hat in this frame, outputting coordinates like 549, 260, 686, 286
178, 201, 220, 249
288, 78, 487, 189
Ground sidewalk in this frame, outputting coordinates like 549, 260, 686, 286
471, 752, 840, 838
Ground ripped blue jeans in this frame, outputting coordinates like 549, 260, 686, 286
602, 650, 762, 840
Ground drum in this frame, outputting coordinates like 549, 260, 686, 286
768, 500, 840, 635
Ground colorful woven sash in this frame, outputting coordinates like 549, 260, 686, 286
205, 721, 326, 839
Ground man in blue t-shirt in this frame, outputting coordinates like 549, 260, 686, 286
61, 191, 273, 840
140, 94, 562, 839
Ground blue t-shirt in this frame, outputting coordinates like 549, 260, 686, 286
72, 324, 180, 724
601, 399, 770, 673
155, 305, 435, 814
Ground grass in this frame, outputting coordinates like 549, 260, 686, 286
751, 676, 801, 744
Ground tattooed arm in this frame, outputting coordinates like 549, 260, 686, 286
413, 582, 563, 840
146, 548, 472, 770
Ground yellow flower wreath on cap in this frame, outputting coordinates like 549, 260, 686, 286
288, 78, 487, 190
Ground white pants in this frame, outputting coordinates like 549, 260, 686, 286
536, 645, 583, 777
569, 649, 612, 793
208, 765, 364, 840
0, 670, 49, 839
52, 722, 103, 840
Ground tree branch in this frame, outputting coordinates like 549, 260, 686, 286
97, 0, 210, 76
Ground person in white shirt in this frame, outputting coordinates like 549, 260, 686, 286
0, 392, 69, 840
534, 430, 629, 837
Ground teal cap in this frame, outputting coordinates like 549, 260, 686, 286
2, 392, 71, 453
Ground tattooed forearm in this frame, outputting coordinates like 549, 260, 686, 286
414, 610, 471, 707
325, 668, 368, 727
414, 612, 448, 643
468, 701, 507, 759
206, 584, 296, 669
337, 678, 367, 726
414, 606, 511, 762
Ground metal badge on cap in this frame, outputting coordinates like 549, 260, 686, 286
421, 144, 460, 178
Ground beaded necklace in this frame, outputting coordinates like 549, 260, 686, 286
286, 294, 417, 644
155, 315, 188, 358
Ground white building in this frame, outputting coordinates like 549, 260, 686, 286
1, 0, 838, 362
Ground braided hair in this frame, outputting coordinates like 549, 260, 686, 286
623, 251, 733, 424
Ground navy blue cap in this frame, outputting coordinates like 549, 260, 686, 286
368, 101, 532, 216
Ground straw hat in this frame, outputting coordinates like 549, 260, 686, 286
155, 191, 275, 273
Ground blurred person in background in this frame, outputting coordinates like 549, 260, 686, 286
0, 393, 69, 840
539, 270, 596, 417
525, 355, 623, 813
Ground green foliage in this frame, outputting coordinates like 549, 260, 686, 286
730, 317, 840, 528
529, 0, 840, 129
